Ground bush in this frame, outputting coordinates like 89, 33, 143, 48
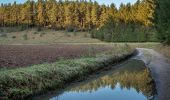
12, 36, 16, 39
40, 32, 46, 37
23, 34, 28, 40
66, 26, 74, 32
0, 34, 7, 38
33, 32, 39, 34
37, 27, 42, 32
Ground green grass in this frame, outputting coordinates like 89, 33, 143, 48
0, 44, 134, 99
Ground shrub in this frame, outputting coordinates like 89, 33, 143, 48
12, 36, 16, 39
33, 32, 39, 34
23, 34, 28, 40
37, 27, 42, 32
66, 26, 74, 32
0, 34, 7, 38
40, 32, 46, 37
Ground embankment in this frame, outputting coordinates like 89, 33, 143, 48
0, 46, 135, 99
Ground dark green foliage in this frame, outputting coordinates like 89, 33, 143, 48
155, 0, 170, 44
91, 18, 158, 42
37, 27, 42, 32
12, 36, 16, 39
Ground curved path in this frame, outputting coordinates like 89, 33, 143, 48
134, 48, 170, 100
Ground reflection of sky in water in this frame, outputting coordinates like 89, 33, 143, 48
50, 83, 147, 100
33, 60, 155, 100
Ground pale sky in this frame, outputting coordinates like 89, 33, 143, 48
0, 0, 138, 8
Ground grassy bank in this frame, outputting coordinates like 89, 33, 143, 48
0, 44, 134, 99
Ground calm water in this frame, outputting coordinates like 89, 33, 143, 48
33, 59, 156, 100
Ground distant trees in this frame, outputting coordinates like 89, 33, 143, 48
155, 0, 170, 44
91, 0, 157, 42
0, 0, 160, 42
0, 0, 109, 31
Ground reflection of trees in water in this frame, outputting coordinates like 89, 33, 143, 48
67, 68, 155, 98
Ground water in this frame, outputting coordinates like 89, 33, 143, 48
34, 59, 156, 100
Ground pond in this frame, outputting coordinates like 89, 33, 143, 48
33, 59, 157, 100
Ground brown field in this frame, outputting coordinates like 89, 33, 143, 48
0, 44, 112, 68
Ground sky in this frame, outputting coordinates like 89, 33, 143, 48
0, 0, 138, 8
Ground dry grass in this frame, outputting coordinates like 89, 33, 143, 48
155, 45, 170, 58
0, 28, 102, 44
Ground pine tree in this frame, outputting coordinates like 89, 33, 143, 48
143, 0, 156, 26
99, 5, 109, 27
155, 0, 170, 44
79, 2, 86, 30
91, 1, 99, 28
46, 0, 58, 28
109, 3, 117, 19
64, 2, 74, 30
0, 3, 4, 26
73, 2, 80, 29
37, 0, 46, 27
57, 2, 65, 29
85, 2, 92, 31
20, 0, 35, 27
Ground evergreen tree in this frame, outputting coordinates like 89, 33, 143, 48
46, 0, 58, 28
91, 1, 99, 28
99, 5, 109, 27
85, 2, 92, 31
37, 0, 46, 26
155, 0, 170, 44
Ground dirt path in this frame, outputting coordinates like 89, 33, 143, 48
134, 48, 170, 100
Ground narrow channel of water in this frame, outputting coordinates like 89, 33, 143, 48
33, 59, 156, 100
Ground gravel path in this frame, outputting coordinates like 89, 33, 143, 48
134, 48, 170, 100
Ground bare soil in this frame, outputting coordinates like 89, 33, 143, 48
0, 44, 111, 68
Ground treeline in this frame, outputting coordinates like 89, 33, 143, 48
0, 0, 165, 43
0, 0, 117, 31
91, 0, 158, 42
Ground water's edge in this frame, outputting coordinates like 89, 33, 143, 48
32, 49, 157, 100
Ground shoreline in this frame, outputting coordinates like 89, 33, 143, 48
135, 48, 170, 100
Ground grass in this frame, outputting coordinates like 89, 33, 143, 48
0, 28, 102, 44
155, 45, 170, 58
0, 44, 134, 99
